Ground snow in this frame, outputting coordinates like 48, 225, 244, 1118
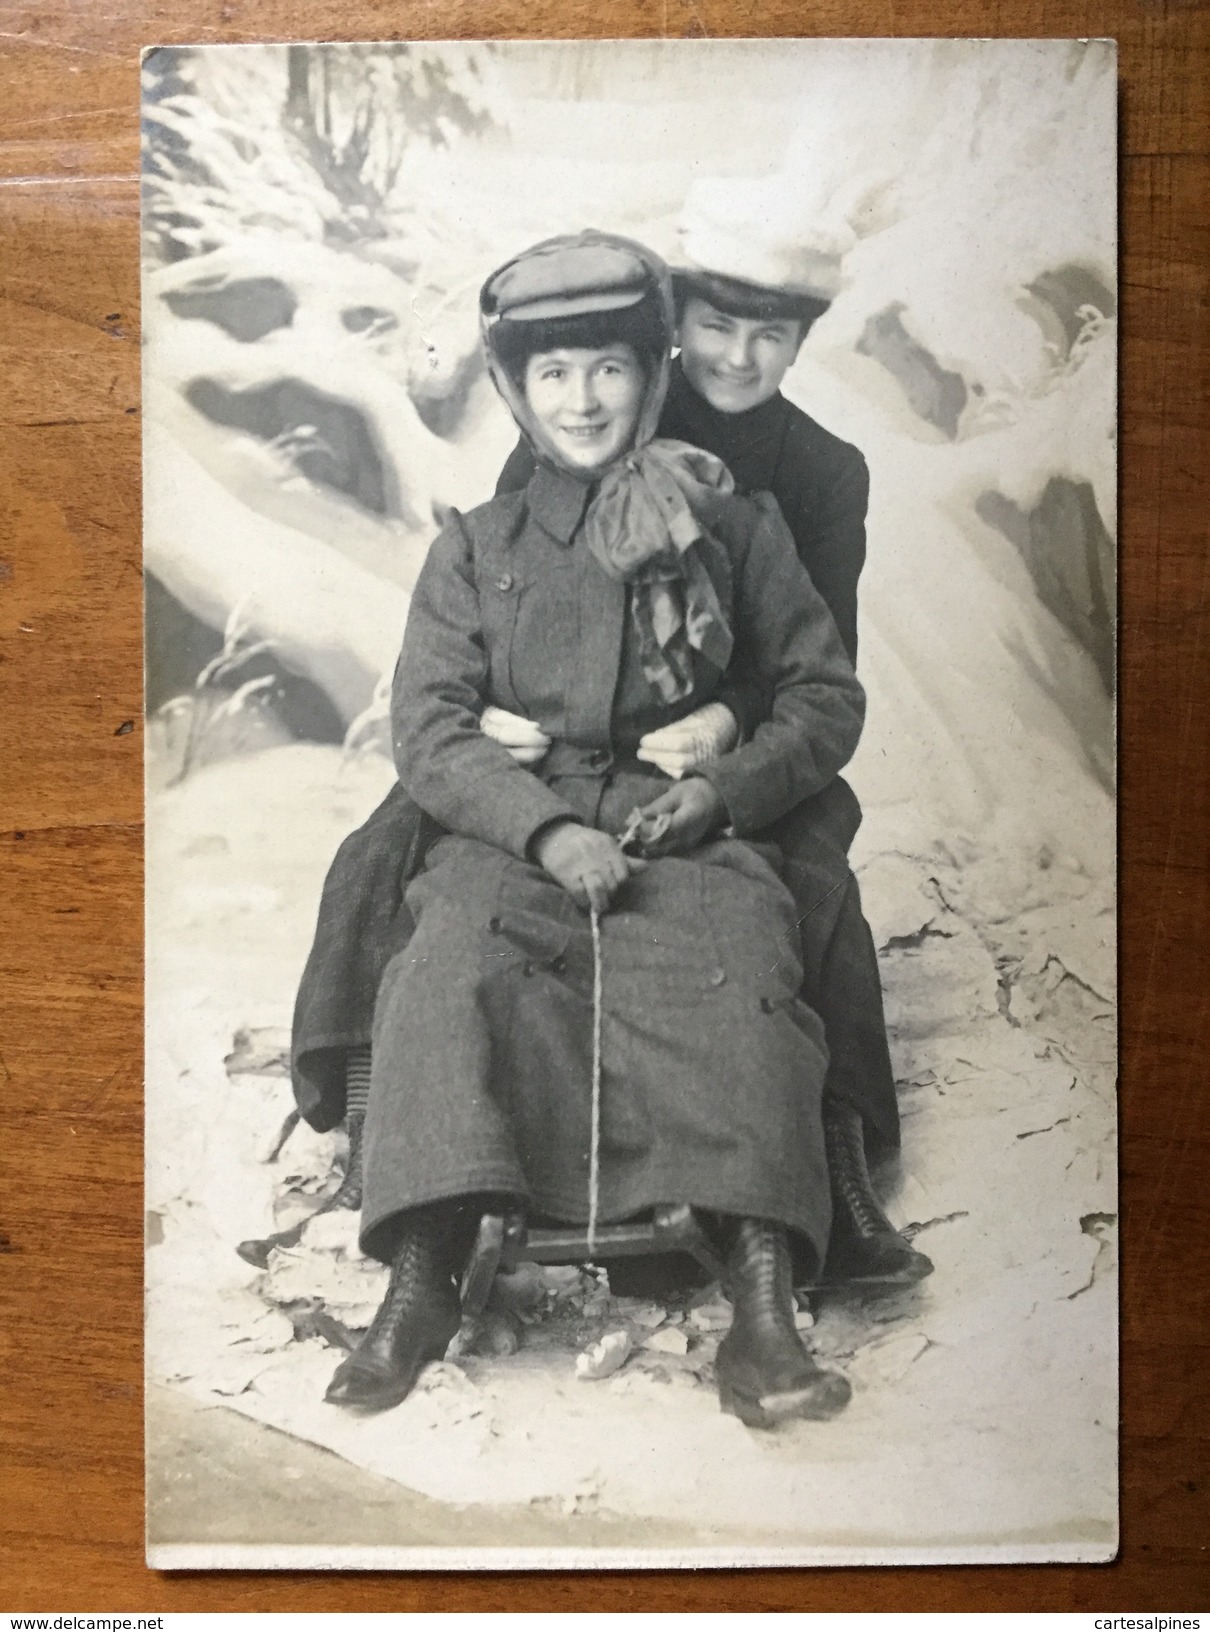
143, 38, 1116, 1559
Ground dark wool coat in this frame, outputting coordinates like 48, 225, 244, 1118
661, 361, 869, 673
658, 367, 899, 1152
359, 466, 863, 1265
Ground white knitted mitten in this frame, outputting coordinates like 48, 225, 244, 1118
636, 701, 739, 779
480, 705, 551, 766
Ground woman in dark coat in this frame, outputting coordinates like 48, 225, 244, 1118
325, 233, 863, 1428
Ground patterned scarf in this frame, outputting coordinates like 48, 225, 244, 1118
583, 440, 735, 703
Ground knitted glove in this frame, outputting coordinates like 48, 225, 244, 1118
480, 705, 551, 766
636, 701, 739, 779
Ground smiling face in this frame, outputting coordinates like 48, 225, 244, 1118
522, 343, 647, 474
677, 296, 804, 415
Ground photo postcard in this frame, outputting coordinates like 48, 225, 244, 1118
141, 35, 1118, 1568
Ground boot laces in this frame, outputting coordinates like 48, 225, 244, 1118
826, 1105, 895, 1240
732, 1221, 796, 1334
367, 1209, 461, 1340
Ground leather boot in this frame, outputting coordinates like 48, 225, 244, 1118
329, 1110, 364, 1212
330, 1045, 371, 1211
716, 1218, 851, 1428
325, 1203, 464, 1413
824, 1101, 933, 1286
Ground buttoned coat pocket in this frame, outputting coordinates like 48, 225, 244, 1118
501, 559, 580, 721
476, 563, 526, 714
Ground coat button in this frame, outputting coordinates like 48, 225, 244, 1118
709, 968, 727, 987
588, 748, 610, 768
488, 916, 503, 933
495, 572, 514, 592
760, 995, 775, 1013
523, 961, 535, 977
551, 955, 567, 975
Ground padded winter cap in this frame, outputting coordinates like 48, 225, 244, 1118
481, 232, 656, 325
479, 231, 676, 473
675, 173, 853, 314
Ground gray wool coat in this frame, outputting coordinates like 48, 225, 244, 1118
358, 462, 865, 1266
390, 463, 865, 856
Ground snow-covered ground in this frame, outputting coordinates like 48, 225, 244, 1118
143, 39, 1116, 1563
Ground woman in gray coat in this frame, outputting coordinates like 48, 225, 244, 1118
326, 233, 865, 1429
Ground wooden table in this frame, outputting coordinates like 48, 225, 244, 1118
1, 0, 1206, 1610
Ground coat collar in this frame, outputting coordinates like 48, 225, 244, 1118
661, 357, 788, 471
526, 461, 594, 545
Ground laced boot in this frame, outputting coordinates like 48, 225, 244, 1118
329, 1111, 364, 1212
233, 1052, 370, 1269
716, 1218, 851, 1428
329, 1047, 371, 1211
823, 1101, 933, 1286
325, 1202, 465, 1412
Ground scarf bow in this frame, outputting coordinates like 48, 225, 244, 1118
584, 439, 735, 704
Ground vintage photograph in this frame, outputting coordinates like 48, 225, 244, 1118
141, 37, 1117, 1567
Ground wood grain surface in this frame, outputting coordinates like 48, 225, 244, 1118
1, 0, 1207, 1610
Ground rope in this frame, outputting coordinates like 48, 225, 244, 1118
588, 905, 603, 1257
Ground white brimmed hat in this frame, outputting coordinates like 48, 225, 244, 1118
676, 173, 856, 308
